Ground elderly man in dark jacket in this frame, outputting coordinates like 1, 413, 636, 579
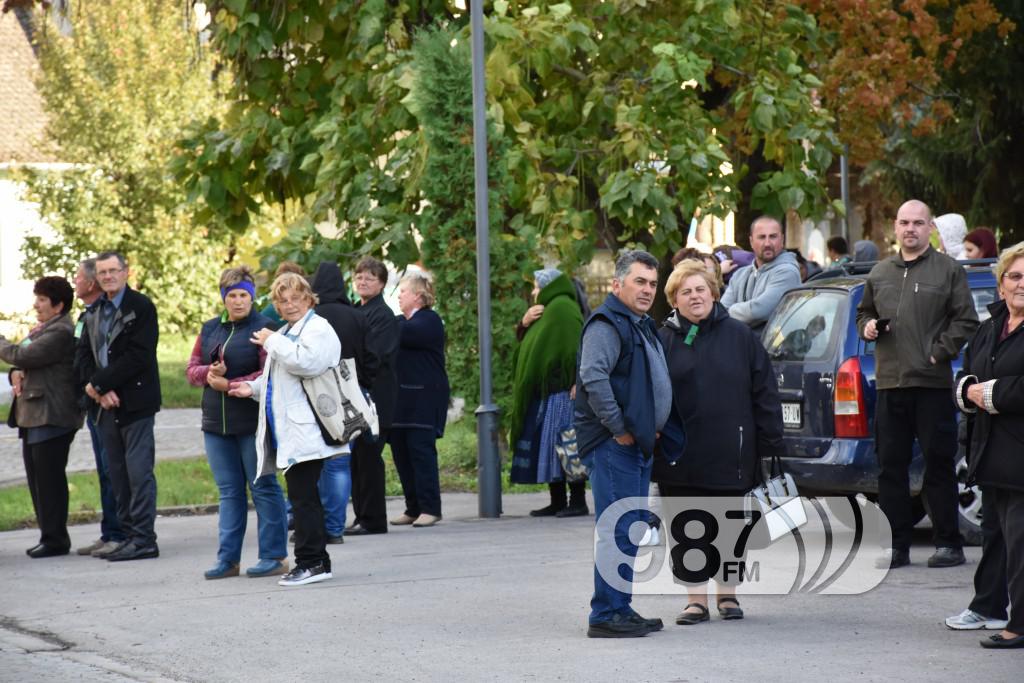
310, 261, 376, 543
80, 251, 162, 562
346, 257, 400, 535
856, 199, 979, 570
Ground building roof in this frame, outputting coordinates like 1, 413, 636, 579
0, 10, 54, 164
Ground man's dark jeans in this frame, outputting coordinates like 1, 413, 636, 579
87, 414, 125, 543
99, 413, 157, 547
589, 438, 652, 625
876, 388, 962, 551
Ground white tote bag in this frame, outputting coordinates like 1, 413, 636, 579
301, 357, 379, 443
745, 453, 808, 542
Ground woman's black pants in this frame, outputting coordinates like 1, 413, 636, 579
22, 431, 75, 551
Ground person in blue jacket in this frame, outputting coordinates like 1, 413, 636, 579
388, 273, 449, 528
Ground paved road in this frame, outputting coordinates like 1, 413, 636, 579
0, 493, 1017, 682
0, 409, 204, 487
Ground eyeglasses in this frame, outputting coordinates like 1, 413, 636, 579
96, 268, 125, 277
1002, 272, 1024, 283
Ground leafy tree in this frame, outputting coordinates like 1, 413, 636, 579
863, 0, 1021, 242
18, 0, 234, 335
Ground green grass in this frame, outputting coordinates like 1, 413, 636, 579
158, 335, 201, 408
0, 418, 546, 531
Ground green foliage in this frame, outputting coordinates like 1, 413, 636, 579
408, 27, 534, 412
868, 0, 1022, 242
19, 0, 235, 335
176, 0, 851, 408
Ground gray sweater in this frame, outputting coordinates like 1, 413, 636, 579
578, 317, 672, 438
721, 251, 803, 329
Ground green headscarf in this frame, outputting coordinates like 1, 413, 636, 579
509, 273, 584, 445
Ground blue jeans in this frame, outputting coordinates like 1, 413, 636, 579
589, 438, 653, 625
318, 455, 352, 537
204, 432, 288, 563
87, 414, 124, 542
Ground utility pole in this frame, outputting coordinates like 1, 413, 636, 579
469, 0, 501, 518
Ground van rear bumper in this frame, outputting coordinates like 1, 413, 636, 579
782, 438, 924, 497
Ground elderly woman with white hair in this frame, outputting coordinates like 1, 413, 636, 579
388, 273, 450, 528
229, 272, 345, 587
510, 268, 587, 517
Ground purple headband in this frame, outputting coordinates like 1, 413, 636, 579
221, 280, 256, 301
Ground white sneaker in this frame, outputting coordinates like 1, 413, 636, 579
944, 608, 1009, 630
639, 525, 661, 547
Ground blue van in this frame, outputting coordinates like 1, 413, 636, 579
761, 259, 998, 544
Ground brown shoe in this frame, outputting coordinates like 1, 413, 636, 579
412, 514, 441, 528
390, 514, 417, 526
91, 540, 126, 558
77, 539, 105, 556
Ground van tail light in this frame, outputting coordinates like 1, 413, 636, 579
834, 357, 869, 438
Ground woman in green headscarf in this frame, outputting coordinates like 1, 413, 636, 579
510, 269, 587, 517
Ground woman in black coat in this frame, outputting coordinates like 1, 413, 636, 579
654, 259, 785, 625
388, 273, 450, 528
955, 242, 1024, 649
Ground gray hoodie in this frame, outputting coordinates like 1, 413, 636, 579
720, 250, 802, 330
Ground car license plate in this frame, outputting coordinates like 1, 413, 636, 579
782, 402, 802, 428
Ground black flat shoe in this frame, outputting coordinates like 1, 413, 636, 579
27, 544, 69, 559
529, 504, 565, 517
555, 504, 589, 518
717, 597, 744, 620
345, 524, 387, 536
980, 633, 1024, 649
675, 603, 710, 625
106, 542, 159, 562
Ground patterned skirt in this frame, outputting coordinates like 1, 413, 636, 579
510, 390, 574, 484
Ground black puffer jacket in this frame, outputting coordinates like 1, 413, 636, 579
311, 262, 375, 389
956, 300, 1024, 492
652, 303, 785, 491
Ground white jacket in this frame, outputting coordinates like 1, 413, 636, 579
248, 311, 347, 480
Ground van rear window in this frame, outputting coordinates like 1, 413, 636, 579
762, 290, 846, 362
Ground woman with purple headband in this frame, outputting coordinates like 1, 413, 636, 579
185, 266, 289, 580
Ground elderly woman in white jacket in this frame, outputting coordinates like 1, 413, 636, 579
229, 272, 345, 587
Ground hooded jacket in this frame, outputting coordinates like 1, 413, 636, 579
720, 250, 802, 330
856, 246, 978, 390
652, 303, 784, 490
311, 262, 375, 389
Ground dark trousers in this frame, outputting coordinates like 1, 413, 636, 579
968, 486, 1009, 620
22, 432, 75, 551
285, 458, 329, 570
86, 414, 125, 543
992, 487, 1024, 633
875, 388, 962, 550
389, 427, 441, 517
99, 414, 158, 546
350, 431, 389, 531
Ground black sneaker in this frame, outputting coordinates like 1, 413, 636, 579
278, 562, 332, 587
875, 548, 910, 569
326, 535, 345, 545
529, 504, 565, 517
927, 546, 966, 568
587, 613, 652, 638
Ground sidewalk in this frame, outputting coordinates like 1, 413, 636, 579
0, 492, 1016, 682
0, 409, 204, 487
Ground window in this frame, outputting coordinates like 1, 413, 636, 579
763, 290, 846, 362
